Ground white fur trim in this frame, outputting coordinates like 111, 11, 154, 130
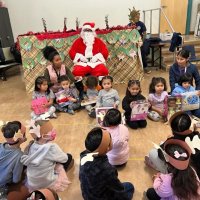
82, 25, 95, 31
85, 45, 93, 58
94, 53, 105, 63
73, 53, 83, 63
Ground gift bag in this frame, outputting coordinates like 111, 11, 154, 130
31, 97, 48, 115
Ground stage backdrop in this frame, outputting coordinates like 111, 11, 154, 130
18, 27, 143, 93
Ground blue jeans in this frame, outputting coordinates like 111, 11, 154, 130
122, 182, 134, 200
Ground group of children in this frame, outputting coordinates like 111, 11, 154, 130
1, 45, 200, 199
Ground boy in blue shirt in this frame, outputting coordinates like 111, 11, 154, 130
0, 121, 26, 196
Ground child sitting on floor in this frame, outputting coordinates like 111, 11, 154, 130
122, 80, 147, 129
31, 76, 56, 120
145, 139, 200, 200
0, 121, 27, 197
89, 76, 120, 118
21, 120, 73, 192
83, 75, 101, 112
55, 75, 80, 115
103, 109, 129, 167
145, 111, 200, 177
172, 73, 200, 118
79, 127, 134, 200
148, 77, 168, 122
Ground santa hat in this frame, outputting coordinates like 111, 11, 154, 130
82, 22, 95, 31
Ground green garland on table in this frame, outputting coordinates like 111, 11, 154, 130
19, 37, 32, 51
36, 52, 47, 65
33, 39, 47, 49
23, 58, 35, 70
52, 38, 65, 48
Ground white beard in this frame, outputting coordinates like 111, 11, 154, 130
81, 32, 95, 46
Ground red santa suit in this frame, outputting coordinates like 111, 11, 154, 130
69, 22, 109, 77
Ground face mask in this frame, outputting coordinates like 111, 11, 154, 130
42, 129, 57, 141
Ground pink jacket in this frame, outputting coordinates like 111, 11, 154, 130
154, 173, 200, 200
106, 124, 129, 165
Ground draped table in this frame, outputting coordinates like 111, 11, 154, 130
18, 27, 143, 93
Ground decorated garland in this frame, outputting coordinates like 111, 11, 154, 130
36, 52, 47, 65
66, 35, 78, 45
33, 39, 47, 49
106, 32, 119, 44
59, 52, 65, 62
23, 58, 35, 69
19, 37, 32, 51
128, 29, 140, 42
52, 38, 65, 48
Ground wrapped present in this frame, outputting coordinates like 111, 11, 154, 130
96, 107, 113, 125
167, 95, 182, 119
31, 97, 48, 115
130, 100, 149, 121
181, 91, 200, 111
55, 90, 72, 107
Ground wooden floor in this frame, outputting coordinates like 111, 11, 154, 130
0, 67, 172, 200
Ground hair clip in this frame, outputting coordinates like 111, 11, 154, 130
174, 151, 187, 159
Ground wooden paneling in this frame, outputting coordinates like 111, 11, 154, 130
160, 0, 188, 34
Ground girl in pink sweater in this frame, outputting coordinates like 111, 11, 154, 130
103, 109, 129, 167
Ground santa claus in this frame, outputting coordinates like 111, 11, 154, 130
69, 22, 109, 77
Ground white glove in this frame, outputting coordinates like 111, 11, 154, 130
91, 55, 98, 63
79, 55, 88, 63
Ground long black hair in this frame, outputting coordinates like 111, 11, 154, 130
171, 113, 191, 134
177, 49, 190, 59
42, 46, 59, 62
124, 80, 142, 104
34, 76, 50, 94
166, 144, 199, 200
178, 73, 192, 86
103, 109, 121, 127
149, 77, 167, 93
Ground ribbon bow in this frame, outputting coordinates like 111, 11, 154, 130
174, 151, 187, 159
26, 120, 41, 138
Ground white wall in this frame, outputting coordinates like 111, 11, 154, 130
4, 0, 160, 40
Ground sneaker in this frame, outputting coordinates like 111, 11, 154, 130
40, 113, 50, 120
144, 69, 151, 74
68, 109, 75, 115
88, 109, 96, 118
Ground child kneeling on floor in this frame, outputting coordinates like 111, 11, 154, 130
21, 120, 73, 192
103, 109, 129, 167
79, 127, 134, 200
